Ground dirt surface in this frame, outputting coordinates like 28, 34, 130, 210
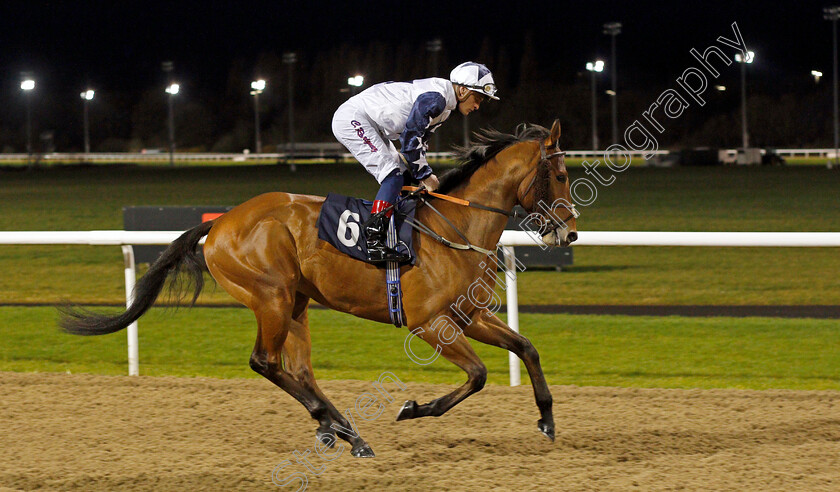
1, 372, 838, 491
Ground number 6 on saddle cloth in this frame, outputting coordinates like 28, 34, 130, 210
317, 192, 417, 327
316, 192, 417, 265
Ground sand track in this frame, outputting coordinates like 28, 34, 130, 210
1, 372, 838, 491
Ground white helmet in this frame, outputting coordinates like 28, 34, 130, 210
449, 61, 499, 100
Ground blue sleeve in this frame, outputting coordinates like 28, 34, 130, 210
400, 91, 447, 179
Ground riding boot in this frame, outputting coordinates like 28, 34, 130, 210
365, 213, 410, 263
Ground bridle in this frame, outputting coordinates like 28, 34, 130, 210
394, 138, 578, 256
516, 140, 579, 229
519, 141, 564, 201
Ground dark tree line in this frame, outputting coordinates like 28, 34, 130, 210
1, 36, 834, 154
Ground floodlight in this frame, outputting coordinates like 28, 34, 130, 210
586, 60, 605, 72
734, 51, 755, 64
602, 22, 622, 35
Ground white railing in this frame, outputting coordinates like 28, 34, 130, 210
0, 152, 335, 163
0, 150, 660, 162
2, 230, 840, 383
1, 148, 838, 163
774, 148, 838, 158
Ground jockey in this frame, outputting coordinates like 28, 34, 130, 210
332, 61, 499, 263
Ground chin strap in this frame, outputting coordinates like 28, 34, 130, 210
454, 84, 470, 103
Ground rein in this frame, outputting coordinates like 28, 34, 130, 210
392, 139, 576, 256
401, 196, 497, 256
401, 186, 519, 218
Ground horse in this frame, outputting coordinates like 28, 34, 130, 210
61, 120, 578, 458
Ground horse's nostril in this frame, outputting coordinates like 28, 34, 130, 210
567, 232, 578, 243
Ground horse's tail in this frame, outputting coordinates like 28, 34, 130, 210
60, 220, 215, 336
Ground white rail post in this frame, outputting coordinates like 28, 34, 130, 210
503, 246, 521, 387
121, 245, 139, 376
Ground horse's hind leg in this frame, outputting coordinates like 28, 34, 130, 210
461, 310, 555, 441
250, 295, 375, 457
282, 294, 337, 448
396, 319, 487, 420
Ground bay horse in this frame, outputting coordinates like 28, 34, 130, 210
61, 120, 578, 458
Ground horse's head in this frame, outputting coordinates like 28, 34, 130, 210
516, 120, 578, 247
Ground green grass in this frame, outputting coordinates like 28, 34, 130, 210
1, 163, 838, 390
1, 306, 837, 390
3, 164, 838, 231
1, 164, 838, 305
784, 156, 835, 166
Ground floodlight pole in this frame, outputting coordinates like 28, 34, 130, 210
590, 69, 598, 150
603, 22, 621, 146
83, 98, 91, 154
81, 90, 94, 155
167, 94, 176, 166
21, 72, 34, 167
827, 7, 840, 167
586, 61, 604, 151
25, 91, 33, 165
283, 52, 297, 170
253, 92, 262, 154
250, 80, 265, 154
734, 51, 755, 150
740, 57, 749, 148
162, 61, 175, 167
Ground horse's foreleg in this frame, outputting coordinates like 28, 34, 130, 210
461, 310, 555, 441
396, 320, 487, 421
251, 298, 375, 457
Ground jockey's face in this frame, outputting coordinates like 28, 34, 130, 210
456, 88, 486, 115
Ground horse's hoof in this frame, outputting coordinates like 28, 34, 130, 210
396, 400, 417, 421
351, 443, 375, 458
538, 419, 555, 442
316, 429, 336, 448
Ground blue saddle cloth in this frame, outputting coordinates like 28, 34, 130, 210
317, 193, 417, 265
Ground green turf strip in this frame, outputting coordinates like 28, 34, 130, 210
1, 307, 837, 390
1, 165, 839, 306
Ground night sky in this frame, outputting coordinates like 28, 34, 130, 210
0, 0, 834, 97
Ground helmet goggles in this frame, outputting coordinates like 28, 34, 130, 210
466, 83, 498, 99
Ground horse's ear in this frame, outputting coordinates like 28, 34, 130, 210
548, 119, 561, 146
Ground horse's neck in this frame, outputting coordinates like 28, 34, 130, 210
432, 146, 533, 249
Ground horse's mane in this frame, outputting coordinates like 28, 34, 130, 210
437, 124, 550, 194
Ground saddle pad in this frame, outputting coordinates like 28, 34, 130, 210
317, 193, 417, 265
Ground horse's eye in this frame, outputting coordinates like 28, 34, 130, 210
555, 175, 567, 183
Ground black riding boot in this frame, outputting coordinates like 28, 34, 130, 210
365, 214, 410, 263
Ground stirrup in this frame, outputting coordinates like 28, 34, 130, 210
367, 244, 411, 263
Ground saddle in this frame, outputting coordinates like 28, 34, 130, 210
317, 193, 417, 265
317, 193, 418, 327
